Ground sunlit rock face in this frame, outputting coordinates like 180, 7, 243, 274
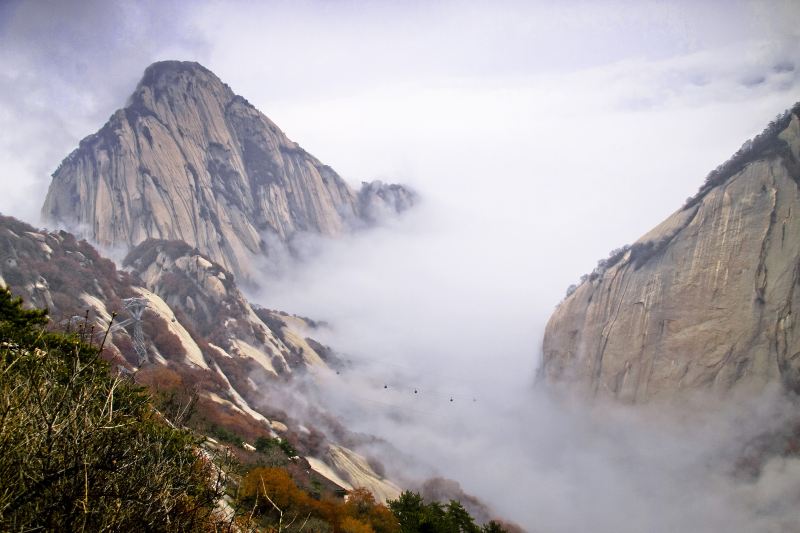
541, 104, 800, 402
123, 238, 333, 377
42, 60, 414, 282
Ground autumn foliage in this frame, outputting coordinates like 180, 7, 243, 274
238, 468, 400, 533
236, 467, 510, 533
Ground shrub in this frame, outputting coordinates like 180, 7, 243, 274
344, 488, 398, 533
239, 467, 315, 522
238, 468, 400, 532
279, 438, 299, 457
341, 516, 376, 533
684, 106, 799, 209
0, 287, 225, 531
254, 435, 279, 453
210, 424, 244, 447
135, 365, 198, 426
142, 314, 187, 359
192, 394, 270, 444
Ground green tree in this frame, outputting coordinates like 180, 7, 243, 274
388, 491, 507, 533
445, 500, 480, 533
388, 491, 427, 533
482, 521, 509, 533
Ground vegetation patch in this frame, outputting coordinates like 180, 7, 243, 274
0, 287, 225, 531
683, 104, 800, 209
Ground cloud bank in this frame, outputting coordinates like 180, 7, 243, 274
249, 201, 800, 530
2, 1, 800, 530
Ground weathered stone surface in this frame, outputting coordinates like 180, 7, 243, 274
0, 217, 385, 493
42, 61, 414, 281
541, 106, 800, 402
124, 238, 334, 377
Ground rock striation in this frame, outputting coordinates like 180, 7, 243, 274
0, 215, 396, 493
541, 103, 800, 402
0, 215, 330, 406
123, 238, 334, 378
42, 61, 414, 281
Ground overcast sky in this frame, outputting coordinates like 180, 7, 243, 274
1, 0, 798, 299
2, 2, 800, 529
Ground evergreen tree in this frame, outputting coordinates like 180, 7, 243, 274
388, 491, 508, 533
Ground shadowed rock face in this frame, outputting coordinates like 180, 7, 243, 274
541, 104, 800, 403
42, 60, 414, 281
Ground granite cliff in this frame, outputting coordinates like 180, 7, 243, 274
0, 214, 401, 499
41, 61, 414, 281
541, 102, 800, 402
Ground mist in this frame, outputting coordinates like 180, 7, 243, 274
248, 190, 800, 531
3, 0, 800, 531
264, 364, 800, 532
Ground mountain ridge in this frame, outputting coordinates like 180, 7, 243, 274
42, 60, 415, 282
0, 213, 407, 501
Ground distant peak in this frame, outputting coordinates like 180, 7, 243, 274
137, 60, 220, 89
127, 60, 232, 111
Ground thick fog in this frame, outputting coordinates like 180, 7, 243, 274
251, 198, 800, 532
257, 358, 800, 531
2, 1, 800, 531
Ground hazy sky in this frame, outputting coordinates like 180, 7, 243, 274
2, 1, 800, 530
1, 0, 798, 298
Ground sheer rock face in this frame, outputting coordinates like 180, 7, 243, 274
541, 108, 800, 403
42, 61, 413, 281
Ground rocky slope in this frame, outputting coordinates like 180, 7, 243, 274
0, 214, 310, 429
541, 103, 800, 402
0, 215, 399, 498
123, 238, 333, 377
41, 60, 414, 281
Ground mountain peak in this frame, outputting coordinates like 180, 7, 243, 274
42, 61, 415, 282
137, 60, 219, 88
128, 60, 233, 111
